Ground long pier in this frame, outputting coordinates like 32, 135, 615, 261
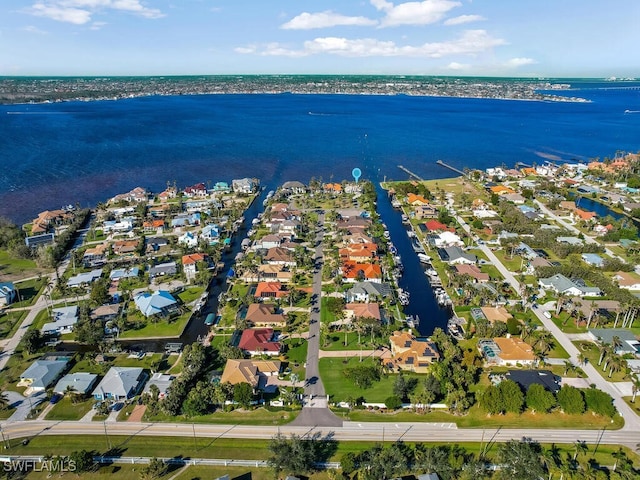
435, 159, 467, 177
397, 165, 424, 181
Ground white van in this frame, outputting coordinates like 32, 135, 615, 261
543, 311, 552, 319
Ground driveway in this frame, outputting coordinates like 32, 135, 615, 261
6, 390, 46, 422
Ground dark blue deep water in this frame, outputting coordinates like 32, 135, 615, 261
2, 81, 640, 223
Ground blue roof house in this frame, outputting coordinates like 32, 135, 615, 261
134, 291, 179, 317
581, 253, 604, 268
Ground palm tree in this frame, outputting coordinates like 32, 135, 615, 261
631, 376, 640, 403
572, 440, 587, 461
64, 384, 78, 404
0, 392, 9, 411
608, 356, 622, 378
577, 353, 587, 367
597, 343, 611, 366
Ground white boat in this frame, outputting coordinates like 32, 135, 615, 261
418, 253, 431, 264
383, 231, 390, 239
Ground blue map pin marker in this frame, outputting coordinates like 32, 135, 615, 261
352, 167, 362, 183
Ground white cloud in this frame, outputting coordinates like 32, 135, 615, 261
371, 0, 462, 27
281, 11, 377, 30
445, 61, 471, 70
236, 30, 505, 58
23, 25, 48, 34
90, 21, 107, 30
505, 57, 536, 67
26, 0, 164, 24
444, 14, 485, 26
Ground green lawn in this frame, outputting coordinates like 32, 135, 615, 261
0, 250, 44, 281
119, 310, 192, 339
320, 331, 371, 351
11, 278, 46, 307
177, 286, 205, 305
46, 396, 94, 420
0, 309, 27, 340
320, 357, 416, 403
145, 407, 298, 425
573, 341, 630, 382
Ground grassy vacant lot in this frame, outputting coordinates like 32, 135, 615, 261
574, 341, 630, 382
11, 278, 46, 307
46, 396, 94, 421
145, 407, 298, 426
347, 403, 624, 430
320, 357, 417, 404
119, 310, 191, 339
0, 250, 45, 282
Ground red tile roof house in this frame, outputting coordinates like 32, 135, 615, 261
254, 282, 288, 299
454, 264, 490, 283
245, 303, 287, 327
339, 243, 378, 263
264, 247, 297, 267
424, 220, 455, 233
183, 182, 208, 198
341, 261, 383, 283
238, 328, 281, 356
182, 253, 209, 282
344, 303, 382, 322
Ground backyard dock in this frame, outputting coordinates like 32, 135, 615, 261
435, 160, 467, 177
397, 165, 424, 181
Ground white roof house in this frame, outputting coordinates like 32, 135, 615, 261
0, 282, 17, 306
42, 306, 79, 335
53, 372, 98, 395
19, 359, 69, 392
539, 274, 602, 297
92, 367, 147, 401
134, 291, 179, 317
67, 269, 103, 288
143, 372, 175, 399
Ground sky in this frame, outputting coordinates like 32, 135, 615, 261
1, 0, 639, 77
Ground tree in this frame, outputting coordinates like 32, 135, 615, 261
140, 457, 167, 479
267, 433, 317, 477
75, 319, 104, 346
0, 392, 9, 411
583, 387, 616, 417
384, 395, 402, 410
526, 384, 556, 413
21, 329, 42, 355
556, 385, 585, 414
499, 380, 524, 414
233, 382, 254, 409
496, 439, 545, 480
393, 372, 418, 401
68, 449, 94, 473
90, 279, 110, 306
343, 364, 380, 389
480, 385, 504, 415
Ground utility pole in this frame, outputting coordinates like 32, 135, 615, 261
103, 421, 111, 450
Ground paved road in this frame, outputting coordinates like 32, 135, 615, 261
2, 419, 638, 449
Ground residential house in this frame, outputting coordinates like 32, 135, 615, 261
588, 328, 640, 356
145, 237, 169, 253
201, 224, 220, 245
431, 231, 464, 248
437, 246, 477, 265
480, 306, 513, 324
31, 209, 74, 234
241, 264, 293, 283
479, 338, 536, 366
220, 359, 281, 392
102, 218, 134, 233
178, 231, 198, 248
556, 236, 584, 246
182, 253, 209, 282
613, 271, 640, 291
281, 181, 306, 194
112, 239, 139, 256
41, 306, 79, 335
254, 282, 288, 299
82, 243, 109, 267
183, 182, 208, 198
143, 373, 175, 399
18, 358, 69, 392
344, 303, 381, 323
490, 185, 515, 196
413, 204, 439, 220
245, 304, 287, 327
345, 282, 393, 303
109, 267, 139, 282
213, 181, 230, 192
253, 234, 283, 250
238, 328, 281, 356
110, 187, 148, 204
539, 274, 602, 297
572, 209, 597, 223
0, 282, 17, 306
581, 253, 604, 268
53, 372, 98, 396
25, 233, 55, 249
67, 269, 103, 288
341, 261, 383, 283
505, 370, 560, 394
424, 220, 455, 233
232, 177, 256, 194
148, 204, 170, 218
91, 304, 121, 323
142, 219, 165, 233
157, 186, 177, 201
92, 367, 147, 401
134, 291, 179, 317
339, 243, 377, 263
171, 213, 201, 228
386, 331, 440, 374
559, 201, 577, 211
454, 264, 489, 283
149, 261, 177, 279
324, 183, 343, 194
515, 242, 538, 260
265, 247, 296, 267
502, 193, 526, 204
406, 193, 429, 206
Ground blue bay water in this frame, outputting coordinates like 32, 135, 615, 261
2, 82, 640, 223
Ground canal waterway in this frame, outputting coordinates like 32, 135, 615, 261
375, 184, 450, 336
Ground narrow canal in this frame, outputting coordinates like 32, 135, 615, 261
375, 183, 450, 336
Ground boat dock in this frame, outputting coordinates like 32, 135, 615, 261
435, 160, 467, 177
397, 165, 424, 181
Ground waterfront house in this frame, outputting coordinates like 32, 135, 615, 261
232, 177, 256, 194
220, 359, 281, 392
406, 193, 429, 206
178, 231, 198, 248
572, 209, 597, 223
345, 281, 392, 303
413, 204, 439, 220
479, 338, 536, 366
424, 220, 455, 233
454, 264, 489, 283
265, 247, 296, 267
30, 209, 74, 234
254, 282, 288, 299
437, 246, 476, 265
134, 291, 179, 318
480, 306, 513, 324
245, 304, 287, 327
182, 253, 209, 282
431, 231, 464, 248
143, 373, 175, 399
19, 358, 69, 393
93, 367, 147, 401
344, 303, 382, 323
238, 328, 281, 356
149, 261, 177, 278
110, 187, 148, 204
0, 282, 17, 306
253, 234, 283, 250
339, 243, 378, 263
41, 306, 79, 335
281, 181, 306, 194
201, 224, 220, 245
183, 182, 207, 198
53, 372, 98, 396
341, 261, 383, 283
386, 331, 440, 374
